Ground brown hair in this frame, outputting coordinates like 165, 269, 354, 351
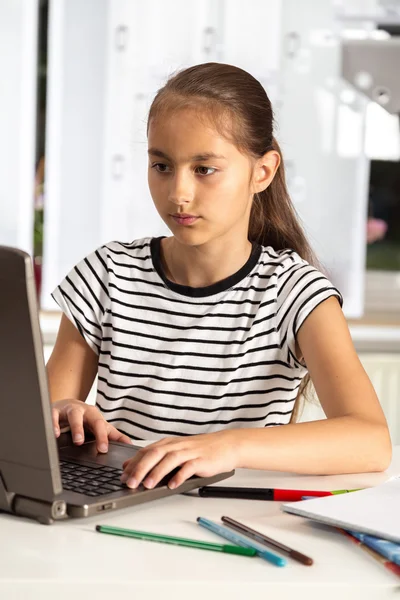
147, 62, 319, 421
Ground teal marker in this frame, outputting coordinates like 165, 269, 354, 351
197, 517, 286, 567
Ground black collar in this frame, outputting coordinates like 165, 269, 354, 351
150, 237, 261, 298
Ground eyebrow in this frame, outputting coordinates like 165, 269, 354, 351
147, 148, 227, 162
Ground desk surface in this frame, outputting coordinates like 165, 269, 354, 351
2, 446, 400, 600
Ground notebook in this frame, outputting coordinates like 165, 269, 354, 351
347, 531, 400, 566
281, 477, 400, 543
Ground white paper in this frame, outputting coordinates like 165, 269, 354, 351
281, 477, 400, 543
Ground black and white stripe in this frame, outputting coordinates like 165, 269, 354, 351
52, 237, 342, 440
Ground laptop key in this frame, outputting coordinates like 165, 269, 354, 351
95, 487, 115, 495
62, 483, 74, 490
103, 484, 124, 492
89, 480, 102, 487
61, 460, 129, 497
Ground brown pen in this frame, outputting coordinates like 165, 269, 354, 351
221, 515, 313, 566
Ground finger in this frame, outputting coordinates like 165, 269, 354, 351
134, 450, 191, 490
121, 438, 184, 467
106, 424, 133, 446
52, 407, 60, 437
120, 442, 170, 470
142, 450, 190, 489
168, 458, 203, 489
121, 446, 169, 488
65, 406, 85, 444
122, 445, 154, 469
86, 413, 109, 453
122, 448, 143, 470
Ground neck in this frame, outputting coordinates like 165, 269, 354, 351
160, 235, 253, 288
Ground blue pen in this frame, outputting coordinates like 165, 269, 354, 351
197, 517, 286, 567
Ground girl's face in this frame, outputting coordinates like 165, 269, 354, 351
147, 108, 256, 248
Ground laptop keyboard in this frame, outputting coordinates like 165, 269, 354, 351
60, 460, 126, 497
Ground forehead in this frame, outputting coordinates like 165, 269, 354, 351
147, 108, 242, 160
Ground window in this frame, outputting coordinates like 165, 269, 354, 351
367, 159, 400, 272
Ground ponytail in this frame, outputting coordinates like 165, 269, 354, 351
249, 139, 319, 422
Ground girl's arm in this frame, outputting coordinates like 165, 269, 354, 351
46, 314, 132, 449
46, 314, 98, 403
235, 296, 392, 474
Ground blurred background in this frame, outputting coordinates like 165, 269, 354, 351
1, 0, 399, 440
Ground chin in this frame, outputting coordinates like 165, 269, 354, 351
169, 228, 212, 248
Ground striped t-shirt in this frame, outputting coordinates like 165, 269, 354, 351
52, 237, 342, 440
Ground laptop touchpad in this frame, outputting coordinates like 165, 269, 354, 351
59, 440, 139, 469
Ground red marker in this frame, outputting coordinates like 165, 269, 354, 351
198, 486, 360, 502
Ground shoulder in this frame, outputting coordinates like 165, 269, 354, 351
259, 245, 343, 306
257, 245, 314, 284
100, 237, 153, 262
260, 245, 309, 271
260, 245, 320, 278
68, 237, 154, 284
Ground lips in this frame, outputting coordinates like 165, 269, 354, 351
171, 214, 199, 226
171, 214, 198, 218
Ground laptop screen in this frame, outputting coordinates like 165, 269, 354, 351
0, 246, 62, 502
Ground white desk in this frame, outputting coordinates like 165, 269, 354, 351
1, 446, 400, 600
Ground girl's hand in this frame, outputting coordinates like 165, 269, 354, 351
52, 398, 132, 453
120, 430, 241, 490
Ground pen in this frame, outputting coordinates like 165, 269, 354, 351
198, 485, 361, 502
221, 515, 313, 566
197, 517, 286, 567
95, 524, 256, 557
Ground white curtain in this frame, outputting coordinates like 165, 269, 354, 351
0, 0, 38, 253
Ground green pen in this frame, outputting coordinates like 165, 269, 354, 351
95, 525, 257, 557
301, 489, 363, 500
331, 489, 363, 495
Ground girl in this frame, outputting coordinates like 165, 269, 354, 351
48, 62, 391, 492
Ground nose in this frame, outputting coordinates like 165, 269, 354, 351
168, 170, 195, 206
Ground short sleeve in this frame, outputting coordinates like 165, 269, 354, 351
276, 252, 343, 369
51, 246, 110, 354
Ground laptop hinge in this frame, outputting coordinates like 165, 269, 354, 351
0, 472, 67, 525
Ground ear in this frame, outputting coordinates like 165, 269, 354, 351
251, 150, 280, 194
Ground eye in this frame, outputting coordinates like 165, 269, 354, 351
150, 163, 216, 176
195, 166, 216, 176
151, 163, 171, 173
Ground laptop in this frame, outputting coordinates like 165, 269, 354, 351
0, 246, 234, 524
